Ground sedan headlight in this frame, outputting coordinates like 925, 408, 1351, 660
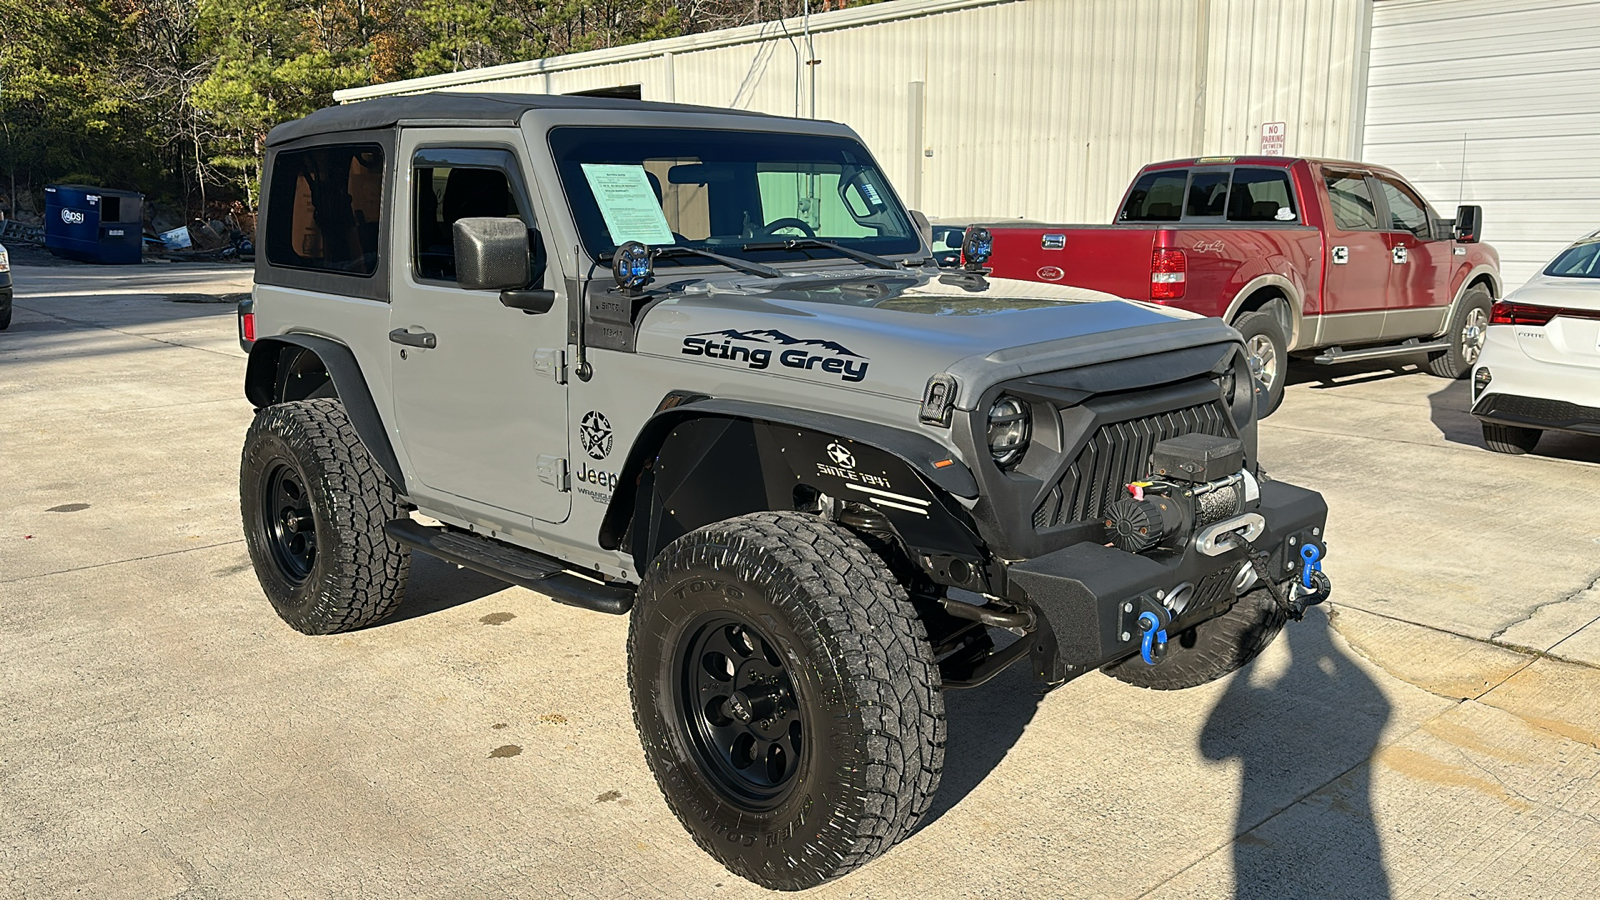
987, 395, 1031, 467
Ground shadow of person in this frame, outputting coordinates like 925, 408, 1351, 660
1200, 608, 1392, 900
377, 551, 514, 626
917, 638, 1044, 831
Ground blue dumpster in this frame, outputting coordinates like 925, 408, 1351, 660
44, 185, 144, 265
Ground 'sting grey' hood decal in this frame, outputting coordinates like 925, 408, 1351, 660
634, 269, 1224, 405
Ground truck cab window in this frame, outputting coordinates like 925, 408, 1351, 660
1227, 168, 1297, 222
1322, 170, 1380, 231
1120, 170, 1186, 222
414, 164, 525, 281
1376, 177, 1431, 238
1185, 171, 1230, 218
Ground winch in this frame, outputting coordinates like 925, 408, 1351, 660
1104, 433, 1262, 555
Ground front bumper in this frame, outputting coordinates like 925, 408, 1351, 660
1006, 478, 1328, 683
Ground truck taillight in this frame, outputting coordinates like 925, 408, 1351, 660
241, 312, 256, 342
1150, 249, 1186, 301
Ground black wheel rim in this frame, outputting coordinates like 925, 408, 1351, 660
261, 460, 316, 585
677, 613, 806, 810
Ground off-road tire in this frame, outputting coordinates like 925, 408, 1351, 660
1235, 310, 1287, 417
240, 398, 409, 634
1101, 587, 1286, 690
1482, 422, 1541, 455
1428, 285, 1493, 378
629, 511, 945, 891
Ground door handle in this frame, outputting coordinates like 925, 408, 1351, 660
388, 328, 437, 349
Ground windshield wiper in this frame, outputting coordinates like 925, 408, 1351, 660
741, 238, 901, 271
651, 246, 782, 279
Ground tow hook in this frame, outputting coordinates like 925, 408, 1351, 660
1138, 607, 1171, 665
1288, 544, 1331, 617
1230, 535, 1332, 621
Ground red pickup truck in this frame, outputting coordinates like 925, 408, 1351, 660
982, 156, 1502, 413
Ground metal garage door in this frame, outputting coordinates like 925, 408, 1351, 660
1362, 0, 1600, 287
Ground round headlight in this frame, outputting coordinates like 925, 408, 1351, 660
987, 395, 1031, 467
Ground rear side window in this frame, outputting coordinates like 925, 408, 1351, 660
266, 144, 385, 276
1228, 168, 1297, 222
1377, 177, 1431, 238
1120, 170, 1187, 222
1323, 171, 1380, 231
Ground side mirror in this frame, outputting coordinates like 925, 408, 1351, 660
453, 217, 555, 313
1453, 205, 1482, 243
453, 217, 530, 290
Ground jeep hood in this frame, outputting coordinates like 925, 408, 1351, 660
633, 270, 1238, 407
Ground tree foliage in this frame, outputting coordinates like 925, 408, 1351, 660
0, 0, 865, 218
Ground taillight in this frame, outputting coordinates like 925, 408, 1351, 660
241, 312, 256, 342
1484, 301, 1561, 325
1151, 248, 1187, 301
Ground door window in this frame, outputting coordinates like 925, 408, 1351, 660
1376, 177, 1431, 238
413, 149, 530, 281
1120, 170, 1187, 222
1227, 168, 1297, 222
1322, 170, 1381, 231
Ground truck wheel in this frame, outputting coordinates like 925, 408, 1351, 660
1428, 286, 1492, 378
0, 303, 11, 331
240, 398, 410, 634
1101, 587, 1285, 691
629, 511, 944, 890
1482, 422, 1540, 454
1235, 311, 1287, 417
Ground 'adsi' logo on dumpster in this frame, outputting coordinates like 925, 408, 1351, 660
60, 208, 86, 225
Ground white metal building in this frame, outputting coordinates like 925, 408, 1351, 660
337, 0, 1600, 285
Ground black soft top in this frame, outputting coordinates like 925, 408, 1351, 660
266, 92, 779, 147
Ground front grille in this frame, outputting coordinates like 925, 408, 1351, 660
1033, 402, 1231, 529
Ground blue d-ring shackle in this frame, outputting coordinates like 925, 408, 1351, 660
1301, 542, 1323, 589
1138, 609, 1170, 665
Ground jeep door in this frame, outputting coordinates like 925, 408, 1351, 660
1316, 166, 1390, 344
388, 135, 570, 524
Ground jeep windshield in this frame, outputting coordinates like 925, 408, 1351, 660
549, 126, 921, 268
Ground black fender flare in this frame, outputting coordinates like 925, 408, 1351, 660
244, 334, 406, 494
599, 396, 984, 578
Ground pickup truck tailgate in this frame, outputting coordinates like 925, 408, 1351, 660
989, 227, 1155, 301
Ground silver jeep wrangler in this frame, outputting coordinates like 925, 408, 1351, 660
237, 93, 1332, 890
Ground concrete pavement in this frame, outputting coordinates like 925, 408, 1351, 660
2, 264, 1597, 898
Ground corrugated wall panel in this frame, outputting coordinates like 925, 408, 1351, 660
351, 0, 1366, 225
1364, 0, 1600, 286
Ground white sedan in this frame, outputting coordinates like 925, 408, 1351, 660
1471, 232, 1600, 453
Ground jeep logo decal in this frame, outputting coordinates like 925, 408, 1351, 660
681, 329, 869, 383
